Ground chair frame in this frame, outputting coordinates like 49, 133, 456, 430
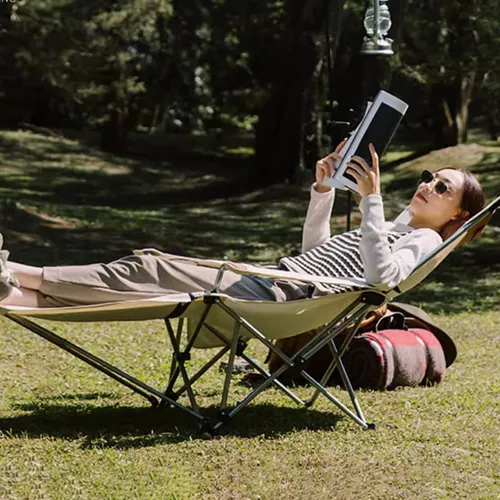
2, 195, 499, 433
4, 288, 384, 432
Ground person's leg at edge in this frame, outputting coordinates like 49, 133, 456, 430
2, 257, 304, 307
0, 262, 48, 307
6, 262, 43, 290
0, 286, 49, 307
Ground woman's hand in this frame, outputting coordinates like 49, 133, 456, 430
314, 139, 347, 193
346, 143, 380, 197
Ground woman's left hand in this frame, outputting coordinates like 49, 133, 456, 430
346, 143, 380, 197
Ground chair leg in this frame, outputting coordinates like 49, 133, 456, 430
296, 308, 371, 426
328, 339, 367, 423
164, 319, 201, 413
166, 318, 184, 388
306, 310, 366, 407
170, 345, 230, 400
239, 352, 304, 406
220, 322, 240, 410
204, 322, 305, 406
300, 371, 369, 428
210, 300, 373, 431
5, 313, 205, 421
162, 302, 214, 399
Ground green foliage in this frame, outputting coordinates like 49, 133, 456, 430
0, 0, 284, 134
395, 0, 500, 102
0, 0, 499, 160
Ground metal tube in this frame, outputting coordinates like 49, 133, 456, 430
300, 371, 368, 428
163, 302, 213, 395
217, 302, 290, 362
172, 345, 230, 399
204, 318, 304, 406
240, 352, 304, 406
220, 322, 240, 409
211, 263, 228, 292
305, 307, 369, 406
330, 341, 366, 422
166, 318, 184, 387
300, 304, 369, 360
6, 313, 204, 420
164, 319, 201, 413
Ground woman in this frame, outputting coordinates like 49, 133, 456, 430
0, 143, 485, 308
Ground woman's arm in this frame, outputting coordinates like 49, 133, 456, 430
301, 141, 347, 253
346, 144, 442, 288
302, 185, 335, 253
358, 195, 442, 288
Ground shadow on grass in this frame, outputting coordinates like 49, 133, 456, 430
0, 129, 262, 209
2, 151, 259, 209
1, 399, 343, 446
1, 129, 499, 312
399, 228, 500, 314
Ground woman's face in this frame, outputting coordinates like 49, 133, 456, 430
409, 168, 466, 230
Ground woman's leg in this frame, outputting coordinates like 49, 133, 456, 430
7, 256, 183, 307
0, 286, 49, 307
4, 255, 305, 307
37, 255, 285, 305
6, 262, 43, 290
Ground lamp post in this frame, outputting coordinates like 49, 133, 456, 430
341, 0, 395, 231
361, 0, 394, 56
327, 1, 396, 231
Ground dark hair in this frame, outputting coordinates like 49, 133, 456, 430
439, 168, 485, 241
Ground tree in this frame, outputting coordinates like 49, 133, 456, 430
250, 0, 348, 183
397, 0, 500, 146
2, 0, 499, 171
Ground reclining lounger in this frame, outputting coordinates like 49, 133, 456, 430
1, 196, 498, 433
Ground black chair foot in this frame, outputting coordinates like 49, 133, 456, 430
198, 419, 215, 437
366, 422, 376, 430
148, 396, 159, 408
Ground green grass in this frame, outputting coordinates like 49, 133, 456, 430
0, 313, 498, 498
0, 128, 499, 498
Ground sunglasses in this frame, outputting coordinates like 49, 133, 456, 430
419, 170, 449, 195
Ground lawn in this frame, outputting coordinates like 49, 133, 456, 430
0, 129, 499, 499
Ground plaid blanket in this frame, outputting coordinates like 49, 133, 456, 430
343, 328, 446, 390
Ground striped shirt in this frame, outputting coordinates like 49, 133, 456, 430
280, 229, 410, 293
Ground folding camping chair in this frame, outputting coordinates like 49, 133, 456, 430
1, 196, 499, 433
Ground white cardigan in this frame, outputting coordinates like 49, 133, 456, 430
301, 184, 443, 289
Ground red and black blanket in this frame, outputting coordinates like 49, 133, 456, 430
343, 328, 446, 390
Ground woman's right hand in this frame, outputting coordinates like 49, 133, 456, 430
314, 139, 347, 193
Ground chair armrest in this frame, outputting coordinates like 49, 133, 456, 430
218, 261, 370, 289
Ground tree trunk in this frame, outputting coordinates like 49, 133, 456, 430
429, 82, 457, 148
100, 109, 127, 153
148, 103, 161, 134
255, 81, 307, 183
254, 0, 346, 184
430, 67, 480, 148
100, 99, 138, 154
486, 107, 498, 141
302, 0, 347, 173
302, 64, 323, 174
455, 69, 478, 144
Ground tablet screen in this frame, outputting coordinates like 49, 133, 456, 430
343, 102, 404, 184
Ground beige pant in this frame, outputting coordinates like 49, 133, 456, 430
39, 254, 308, 307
